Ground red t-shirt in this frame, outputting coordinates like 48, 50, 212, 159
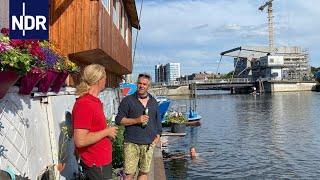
72, 94, 112, 167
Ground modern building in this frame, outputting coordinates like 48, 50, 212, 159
166, 63, 181, 84
155, 63, 181, 84
155, 64, 167, 83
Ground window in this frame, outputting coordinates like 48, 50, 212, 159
112, 0, 119, 28
124, 14, 127, 41
269, 58, 274, 63
126, 15, 129, 45
120, 3, 125, 38
102, 0, 110, 13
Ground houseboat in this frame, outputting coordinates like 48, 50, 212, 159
0, 0, 140, 179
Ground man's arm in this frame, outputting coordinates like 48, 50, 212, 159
118, 116, 148, 126
115, 97, 148, 126
156, 106, 162, 135
152, 106, 162, 145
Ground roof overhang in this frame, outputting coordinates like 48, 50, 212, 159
220, 46, 270, 59
124, 0, 140, 30
220, 46, 307, 59
69, 49, 131, 75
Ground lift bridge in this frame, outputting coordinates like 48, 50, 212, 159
188, 78, 256, 95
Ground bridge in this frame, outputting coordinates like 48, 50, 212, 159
187, 78, 257, 96
186, 78, 255, 90
151, 78, 258, 96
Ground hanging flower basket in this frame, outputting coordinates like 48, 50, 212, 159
0, 70, 20, 99
19, 68, 44, 95
51, 71, 69, 93
38, 69, 59, 93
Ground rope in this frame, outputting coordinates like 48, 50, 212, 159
132, 0, 144, 66
216, 55, 223, 75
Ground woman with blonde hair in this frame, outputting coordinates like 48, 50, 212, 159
72, 64, 117, 179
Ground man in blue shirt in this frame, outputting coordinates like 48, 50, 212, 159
115, 73, 162, 180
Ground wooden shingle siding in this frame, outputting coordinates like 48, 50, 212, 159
49, 0, 134, 87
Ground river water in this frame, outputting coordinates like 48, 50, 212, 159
163, 91, 320, 179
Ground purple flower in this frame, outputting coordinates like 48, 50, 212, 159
0, 42, 13, 53
41, 47, 60, 69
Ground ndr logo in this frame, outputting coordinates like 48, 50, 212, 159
9, 0, 49, 40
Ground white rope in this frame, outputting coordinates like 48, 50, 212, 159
132, 0, 144, 66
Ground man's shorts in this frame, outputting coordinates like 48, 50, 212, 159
124, 142, 155, 175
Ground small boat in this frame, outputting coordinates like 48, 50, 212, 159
156, 96, 171, 123
187, 108, 202, 121
119, 83, 137, 96
186, 96, 202, 126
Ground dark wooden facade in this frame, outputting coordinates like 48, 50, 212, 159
49, 0, 139, 87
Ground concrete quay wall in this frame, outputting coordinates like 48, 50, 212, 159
265, 82, 317, 92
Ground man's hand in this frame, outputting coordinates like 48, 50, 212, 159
152, 134, 160, 145
136, 115, 149, 124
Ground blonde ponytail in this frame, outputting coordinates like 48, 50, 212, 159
76, 64, 106, 96
76, 81, 91, 96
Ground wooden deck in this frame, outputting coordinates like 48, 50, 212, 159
162, 132, 186, 136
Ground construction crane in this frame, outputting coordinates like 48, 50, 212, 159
259, 0, 274, 53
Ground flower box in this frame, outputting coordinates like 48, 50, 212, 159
51, 71, 69, 93
38, 69, 59, 93
19, 68, 44, 95
0, 70, 20, 99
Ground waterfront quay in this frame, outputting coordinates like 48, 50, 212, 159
151, 78, 317, 96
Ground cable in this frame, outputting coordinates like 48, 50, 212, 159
216, 55, 223, 75
132, 0, 144, 66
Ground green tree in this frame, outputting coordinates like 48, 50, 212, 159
311, 66, 320, 75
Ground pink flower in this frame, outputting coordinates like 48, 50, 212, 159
29, 45, 45, 60
10, 39, 25, 48
0, 42, 13, 53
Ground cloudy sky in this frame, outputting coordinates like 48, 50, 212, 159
132, 0, 320, 77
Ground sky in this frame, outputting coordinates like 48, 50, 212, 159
132, 0, 320, 78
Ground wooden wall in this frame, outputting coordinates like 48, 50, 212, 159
49, 0, 133, 87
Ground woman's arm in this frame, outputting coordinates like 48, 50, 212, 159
74, 127, 117, 148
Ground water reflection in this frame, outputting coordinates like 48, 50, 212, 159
164, 92, 320, 179
165, 158, 188, 179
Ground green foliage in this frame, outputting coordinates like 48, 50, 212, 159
112, 125, 125, 168
54, 57, 79, 73
222, 71, 234, 78
167, 111, 187, 124
311, 66, 320, 75
0, 48, 34, 74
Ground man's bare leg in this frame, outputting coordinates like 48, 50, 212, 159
138, 172, 148, 180
125, 174, 135, 180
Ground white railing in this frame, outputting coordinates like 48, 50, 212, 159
152, 78, 252, 87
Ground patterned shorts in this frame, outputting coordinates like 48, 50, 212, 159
124, 142, 155, 175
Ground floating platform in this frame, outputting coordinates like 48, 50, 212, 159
161, 132, 186, 136
186, 120, 201, 126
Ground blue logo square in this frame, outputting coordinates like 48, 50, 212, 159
9, 0, 49, 40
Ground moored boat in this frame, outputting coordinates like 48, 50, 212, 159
156, 96, 171, 123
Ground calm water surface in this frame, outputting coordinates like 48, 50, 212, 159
164, 91, 320, 179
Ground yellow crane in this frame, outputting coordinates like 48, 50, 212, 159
259, 0, 274, 53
